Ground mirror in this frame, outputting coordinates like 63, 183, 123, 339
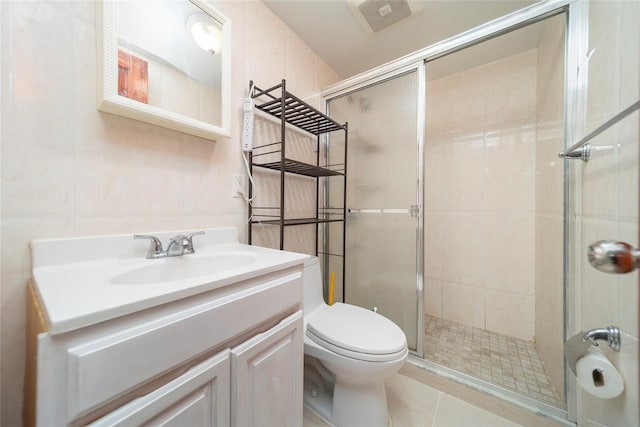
97, 0, 231, 141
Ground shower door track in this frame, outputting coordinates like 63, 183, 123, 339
406, 356, 574, 426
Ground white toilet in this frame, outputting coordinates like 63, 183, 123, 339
302, 257, 408, 427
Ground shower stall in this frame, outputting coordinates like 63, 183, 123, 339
321, 1, 639, 424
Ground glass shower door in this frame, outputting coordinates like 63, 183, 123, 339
327, 71, 421, 352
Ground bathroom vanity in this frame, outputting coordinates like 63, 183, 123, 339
25, 228, 308, 427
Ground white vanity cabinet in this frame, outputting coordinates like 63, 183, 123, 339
25, 264, 305, 427
89, 349, 232, 427
231, 312, 303, 426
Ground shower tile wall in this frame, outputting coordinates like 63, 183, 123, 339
425, 50, 538, 341
573, 1, 639, 426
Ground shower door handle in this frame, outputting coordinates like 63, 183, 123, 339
588, 240, 640, 274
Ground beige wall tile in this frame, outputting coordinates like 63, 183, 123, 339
439, 214, 488, 288
484, 213, 535, 296
482, 50, 537, 129
424, 278, 442, 317
585, 0, 621, 133
425, 45, 540, 335
485, 128, 536, 214
485, 289, 534, 340
0, 1, 341, 424
285, 28, 317, 98
439, 71, 485, 133
618, 1, 640, 108
438, 135, 488, 213
578, 218, 621, 331
243, 0, 287, 90
616, 111, 639, 223
442, 281, 485, 329
424, 213, 443, 280
574, 3, 639, 425
580, 128, 621, 221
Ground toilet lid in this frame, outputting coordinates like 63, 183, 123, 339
307, 303, 407, 357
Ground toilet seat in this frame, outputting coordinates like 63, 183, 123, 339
306, 303, 407, 362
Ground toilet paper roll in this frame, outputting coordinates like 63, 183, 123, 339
575, 348, 624, 399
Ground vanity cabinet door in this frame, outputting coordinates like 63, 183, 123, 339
231, 311, 303, 427
89, 349, 230, 427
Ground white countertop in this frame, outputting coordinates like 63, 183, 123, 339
31, 228, 309, 335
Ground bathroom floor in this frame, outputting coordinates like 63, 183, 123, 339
304, 373, 531, 427
304, 365, 569, 427
423, 315, 564, 408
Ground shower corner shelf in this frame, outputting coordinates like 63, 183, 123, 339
247, 79, 348, 263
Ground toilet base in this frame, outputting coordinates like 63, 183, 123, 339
303, 366, 391, 427
333, 378, 390, 427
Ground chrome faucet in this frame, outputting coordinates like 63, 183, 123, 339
583, 326, 621, 352
134, 231, 204, 259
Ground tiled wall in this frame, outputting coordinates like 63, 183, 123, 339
534, 14, 565, 404
424, 50, 538, 341
0, 1, 339, 425
573, 1, 639, 425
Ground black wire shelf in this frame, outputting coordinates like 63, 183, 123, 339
252, 158, 343, 178
252, 84, 346, 136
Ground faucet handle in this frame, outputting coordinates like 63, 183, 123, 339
134, 234, 163, 259
168, 231, 204, 256
183, 231, 205, 254
186, 231, 205, 241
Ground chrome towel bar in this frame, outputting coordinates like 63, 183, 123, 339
348, 205, 421, 217
348, 208, 409, 214
559, 100, 639, 161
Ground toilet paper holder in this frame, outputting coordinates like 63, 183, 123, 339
565, 326, 620, 375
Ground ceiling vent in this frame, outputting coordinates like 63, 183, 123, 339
347, 0, 423, 36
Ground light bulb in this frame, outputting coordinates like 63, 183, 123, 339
187, 14, 221, 55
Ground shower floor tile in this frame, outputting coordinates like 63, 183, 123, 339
424, 315, 564, 408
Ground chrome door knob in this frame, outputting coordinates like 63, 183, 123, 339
588, 240, 640, 274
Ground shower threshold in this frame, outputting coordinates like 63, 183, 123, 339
423, 315, 564, 409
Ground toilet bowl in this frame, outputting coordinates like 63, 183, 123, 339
302, 257, 408, 427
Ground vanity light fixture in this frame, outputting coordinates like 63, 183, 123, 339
187, 13, 221, 55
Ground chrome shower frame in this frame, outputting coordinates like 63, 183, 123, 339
322, 0, 586, 423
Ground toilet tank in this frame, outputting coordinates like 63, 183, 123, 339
303, 257, 327, 315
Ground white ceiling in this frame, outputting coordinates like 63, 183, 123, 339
263, 0, 539, 79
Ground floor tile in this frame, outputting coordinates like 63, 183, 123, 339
433, 393, 523, 427
303, 407, 329, 426
424, 315, 564, 408
386, 373, 439, 427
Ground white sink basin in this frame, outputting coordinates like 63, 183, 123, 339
110, 252, 259, 285
30, 227, 309, 334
